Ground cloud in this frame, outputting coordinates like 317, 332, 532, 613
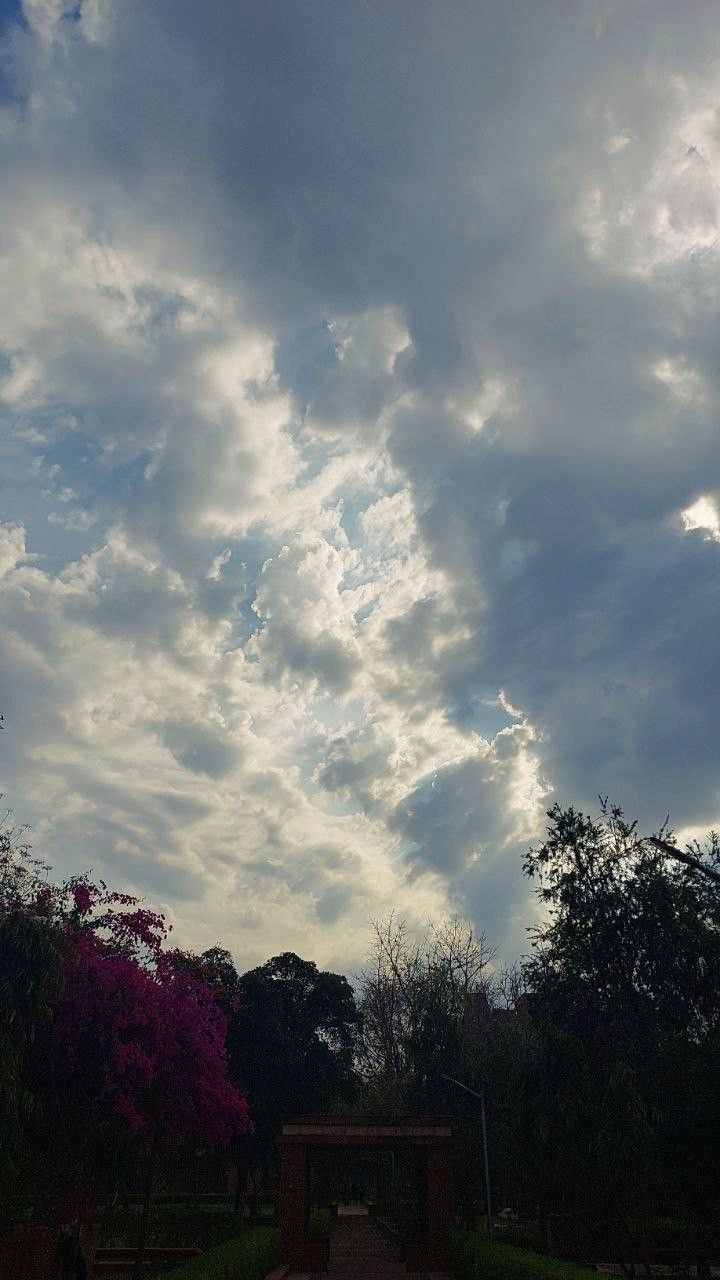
2, 0, 720, 968
0, 522, 28, 577
247, 537, 361, 694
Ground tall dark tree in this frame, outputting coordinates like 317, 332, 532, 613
0, 813, 65, 1224
523, 801, 720, 1229
165, 944, 241, 1016
228, 952, 360, 1178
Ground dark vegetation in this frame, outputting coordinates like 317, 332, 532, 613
159, 1227, 278, 1280
449, 1232, 600, 1280
3, 785, 720, 1273
99, 1203, 271, 1253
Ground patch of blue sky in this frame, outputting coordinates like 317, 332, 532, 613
338, 495, 372, 549
294, 443, 338, 486
0, 462, 97, 575
97, 449, 155, 500
0, 0, 26, 107
234, 528, 276, 582
227, 606, 264, 652
0, 0, 24, 33
215, 532, 274, 650
1, 417, 52, 532
274, 319, 340, 414
1, 411, 98, 559
353, 599, 376, 626
336, 481, 406, 579
447, 691, 516, 742
35, 515, 99, 574
42, 424, 103, 471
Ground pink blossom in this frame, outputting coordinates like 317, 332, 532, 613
71, 882, 95, 914
19, 872, 251, 1164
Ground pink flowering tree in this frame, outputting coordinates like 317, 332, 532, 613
2, 855, 250, 1262
47, 887, 250, 1150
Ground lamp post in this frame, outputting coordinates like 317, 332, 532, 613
441, 1073, 493, 1236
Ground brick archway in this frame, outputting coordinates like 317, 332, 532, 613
278, 1116, 454, 1272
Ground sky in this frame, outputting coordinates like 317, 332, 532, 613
2, 0, 720, 974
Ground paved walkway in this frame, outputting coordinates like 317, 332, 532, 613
327, 1217, 406, 1277
286, 1215, 449, 1280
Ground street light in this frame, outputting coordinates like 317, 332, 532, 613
441, 1073, 493, 1236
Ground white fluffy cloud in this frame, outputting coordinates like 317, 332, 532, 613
2, 0, 720, 970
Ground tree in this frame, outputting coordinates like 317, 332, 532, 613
164, 944, 242, 1016
357, 915, 509, 1226
522, 801, 720, 1228
1, 840, 250, 1272
0, 813, 67, 1224
0, 910, 65, 1226
357, 914, 494, 1113
227, 951, 359, 1183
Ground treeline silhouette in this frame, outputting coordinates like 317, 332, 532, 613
3, 797, 720, 1251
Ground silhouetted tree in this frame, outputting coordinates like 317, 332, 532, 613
227, 951, 360, 1188
357, 914, 493, 1113
523, 801, 720, 1230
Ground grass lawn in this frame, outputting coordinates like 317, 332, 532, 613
161, 1227, 279, 1280
450, 1231, 600, 1280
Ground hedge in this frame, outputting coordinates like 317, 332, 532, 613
161, 1227, 280, 1280
450, 1231, 600, 1280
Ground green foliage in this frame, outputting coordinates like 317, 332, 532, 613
229, 952, 359, 1167
356, 805, 720, 1230
165, 947, 242, 1017
450, 1232, 598, 1280
160, 1227, 279, 1280
524, 802, 720, 1041
522, 801, 720, 1222
0, 907, 65, 1219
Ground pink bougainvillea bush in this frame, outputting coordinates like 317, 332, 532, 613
1, 854, 250, 1211
51, 925, 250, 1149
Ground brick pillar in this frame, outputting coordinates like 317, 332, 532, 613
279, 1141, 308, 1267
425, 1143, 455, 1269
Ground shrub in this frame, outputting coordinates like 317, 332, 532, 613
450, 1232, 599, 1280
161, 1227, 279, 1280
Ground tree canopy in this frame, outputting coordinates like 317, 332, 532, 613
228, 950, 359, 1171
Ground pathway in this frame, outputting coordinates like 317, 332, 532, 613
327, 1217, 406, 1277
287, 1211, 449, 1280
